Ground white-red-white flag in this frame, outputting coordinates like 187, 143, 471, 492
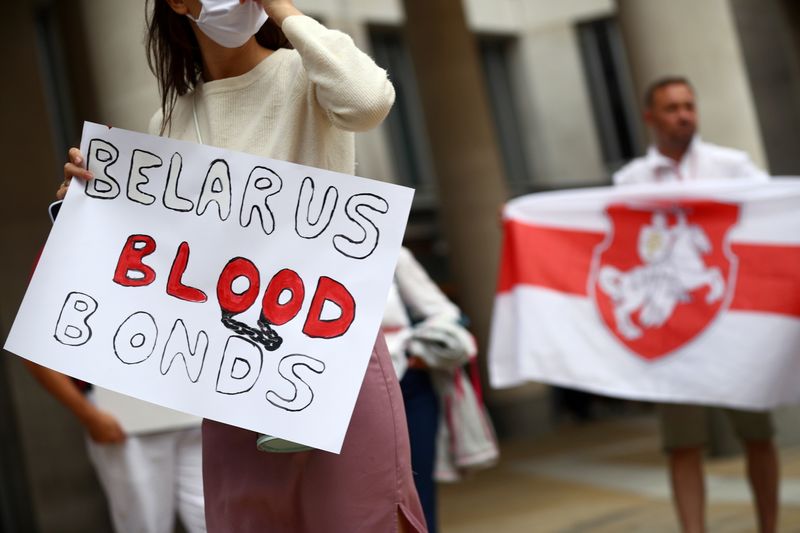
489, 179, 800, 409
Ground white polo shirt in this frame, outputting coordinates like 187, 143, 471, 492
613, 137, 768, 185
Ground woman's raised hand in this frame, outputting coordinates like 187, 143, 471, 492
57, 147, 93, 200
240, 0, 302, 26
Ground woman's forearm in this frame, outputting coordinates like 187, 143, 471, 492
280, 16, 396, 132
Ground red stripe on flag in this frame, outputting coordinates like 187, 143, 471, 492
499, 219, 800, 318
497, 219, 604, 296
730, 243, 800, 317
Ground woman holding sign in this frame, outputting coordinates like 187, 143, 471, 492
60, 0, 426, 532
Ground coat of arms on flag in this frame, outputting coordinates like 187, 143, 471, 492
489, 180, 800, 409
590, 201, 739, 360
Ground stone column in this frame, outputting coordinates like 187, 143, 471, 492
402, 0, 556, 435
616, 0, 767, 169
401, 0, 508, 352
729, 0, 800, 175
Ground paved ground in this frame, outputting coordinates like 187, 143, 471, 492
439, 416, 800, 532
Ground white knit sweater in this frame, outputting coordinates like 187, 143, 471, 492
148, 15, 395, 175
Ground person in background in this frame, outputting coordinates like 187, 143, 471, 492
613, 76, 777, 533
59, 0, 426, 531
383, 247, 498, 533
23, 363, 205, 533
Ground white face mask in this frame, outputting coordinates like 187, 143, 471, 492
187, 0, 268, 49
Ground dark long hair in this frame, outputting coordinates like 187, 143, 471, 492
145, 0, 291, 134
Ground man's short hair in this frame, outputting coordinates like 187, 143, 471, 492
644, 76, 694, 108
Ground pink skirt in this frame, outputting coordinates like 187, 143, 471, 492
202, 334, 427, 533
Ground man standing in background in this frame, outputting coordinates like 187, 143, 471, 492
613, 76, 778, 533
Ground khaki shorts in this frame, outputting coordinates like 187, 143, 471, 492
659, 403, 774, 451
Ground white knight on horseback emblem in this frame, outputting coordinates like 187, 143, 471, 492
597, 210, 726, 340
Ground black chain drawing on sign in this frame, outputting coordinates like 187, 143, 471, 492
221, 311, 283, 352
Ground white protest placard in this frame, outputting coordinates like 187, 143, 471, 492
5, 122, 413, 453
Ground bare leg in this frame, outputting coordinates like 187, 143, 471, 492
668, 446, 706, 533
745, 439, 779, 533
